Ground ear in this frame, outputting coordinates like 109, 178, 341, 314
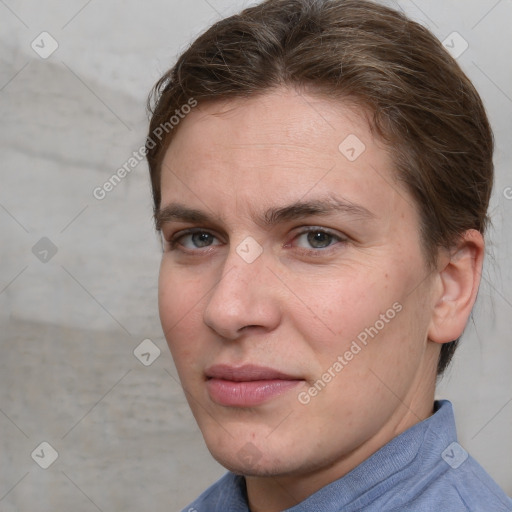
428, 229, 485, 344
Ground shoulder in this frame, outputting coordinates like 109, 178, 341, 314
437, 452, 512, 512
382, 444, 512, 512
360, 401, 512, 512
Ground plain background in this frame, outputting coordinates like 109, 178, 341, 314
1, 0, 511, 510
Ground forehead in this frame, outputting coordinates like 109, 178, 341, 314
165, 89, 375, 164
159, 88, 410, 223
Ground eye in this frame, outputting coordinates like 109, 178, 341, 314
169, 229, 221, 250
292, 227, 345, 251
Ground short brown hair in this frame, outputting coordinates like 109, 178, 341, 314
146, 0, 494, 375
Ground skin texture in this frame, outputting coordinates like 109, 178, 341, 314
156, 88, 484, 512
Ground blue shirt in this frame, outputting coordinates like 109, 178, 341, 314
181, 400, 512, 511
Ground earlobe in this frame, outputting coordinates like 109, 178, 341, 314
428, 230, 485, 344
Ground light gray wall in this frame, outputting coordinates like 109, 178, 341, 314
0, 1, 511, 510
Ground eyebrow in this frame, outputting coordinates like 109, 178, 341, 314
155, 196, 375, 231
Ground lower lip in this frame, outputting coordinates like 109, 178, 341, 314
206, 378, 302, 407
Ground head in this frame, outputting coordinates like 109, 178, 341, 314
146, 0, 493, 503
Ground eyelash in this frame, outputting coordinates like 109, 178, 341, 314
165, 227, 347, 256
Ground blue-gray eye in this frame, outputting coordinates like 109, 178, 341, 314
306, 230, 333, 248
175, 231, 220, 249
191, 232, 215, 247
294, 229, 338, 249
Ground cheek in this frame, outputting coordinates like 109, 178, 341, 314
158, 258, 205, 323
312, 277, 430, 402
288, 269, 388, 343
158, 261, 207, 364
290, 266, 414, 377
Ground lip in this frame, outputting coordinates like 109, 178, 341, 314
205, 364, 303, 407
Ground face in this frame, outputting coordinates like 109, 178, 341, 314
157, 88, 440, 489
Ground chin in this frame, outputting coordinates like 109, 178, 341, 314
214, 453, 293, 478
204, 438, 286, 474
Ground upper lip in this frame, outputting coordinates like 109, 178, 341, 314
205, 364, 301, 382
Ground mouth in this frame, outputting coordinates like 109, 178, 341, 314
205, 364, 304, 407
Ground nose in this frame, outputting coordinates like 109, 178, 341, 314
203, 245, 281, 340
